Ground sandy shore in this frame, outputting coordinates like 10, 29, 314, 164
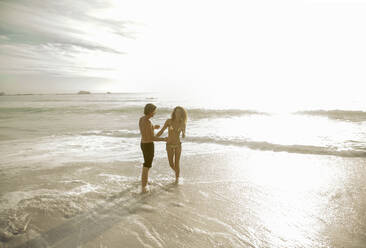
1, 147, 366, 248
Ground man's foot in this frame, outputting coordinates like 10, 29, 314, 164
141, 186, 148, 193
175, 177, 179, 184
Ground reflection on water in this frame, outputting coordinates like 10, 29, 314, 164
191, 114, 366, 155
223, 151, 365, 248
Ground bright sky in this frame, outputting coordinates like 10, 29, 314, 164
0, 0, 365, 108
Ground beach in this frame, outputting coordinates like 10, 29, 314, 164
1, 93, 366, 247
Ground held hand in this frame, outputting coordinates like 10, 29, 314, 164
154, 125, 160, 129
164, 137, 168, 142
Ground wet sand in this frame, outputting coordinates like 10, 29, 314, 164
1, 147, 366, 247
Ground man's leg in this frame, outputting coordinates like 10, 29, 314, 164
141, 166, 149, 192
141, 142, 154, 193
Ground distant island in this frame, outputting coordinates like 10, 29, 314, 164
78, 91, 91, 94
0, 92, 5, 96
106, 92, 111, 94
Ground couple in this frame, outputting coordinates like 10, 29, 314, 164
139, 103, 187, 193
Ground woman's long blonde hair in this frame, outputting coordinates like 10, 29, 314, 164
171, 106, 187, 124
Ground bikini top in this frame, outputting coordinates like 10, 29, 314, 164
169, 123, 182, 132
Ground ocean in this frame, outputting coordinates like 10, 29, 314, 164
0, 93, 365, 247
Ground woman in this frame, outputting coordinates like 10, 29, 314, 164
156, 106, 187, 183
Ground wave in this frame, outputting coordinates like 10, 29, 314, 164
0, 106, 265, 119
81, 130, 366, 158
296, 110, 366, 122
81, 129, 140, 138
102, 106, 264, 117
186, 137, 366, 158
34, 99, 151, 103
0, 106, 88, 114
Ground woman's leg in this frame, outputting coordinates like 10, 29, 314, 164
174, 145, 182, 182
167, 146, 175, 172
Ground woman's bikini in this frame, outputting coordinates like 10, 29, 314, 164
166, 122, 182, 151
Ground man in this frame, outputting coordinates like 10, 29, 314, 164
139, 103, 167, 193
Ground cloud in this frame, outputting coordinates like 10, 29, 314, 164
1, 0, 366, 99
0, 0, 134, 78
0, 35, 10, 41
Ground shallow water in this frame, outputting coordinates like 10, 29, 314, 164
2, 150, 365, 247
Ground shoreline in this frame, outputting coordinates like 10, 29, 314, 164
1, 150, 365, 247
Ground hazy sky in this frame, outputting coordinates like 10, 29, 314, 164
0, 0, 365, 105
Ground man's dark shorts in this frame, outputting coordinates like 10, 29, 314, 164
140, 142, 154, 168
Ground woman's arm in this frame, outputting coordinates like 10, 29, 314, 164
156, 119, 169, 137
153, 136, 167, 141
141, 118, 166, 142
181, 124, 186, 138
150, 121, 166, 141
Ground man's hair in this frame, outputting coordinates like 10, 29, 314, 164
144, 103, 157, 115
